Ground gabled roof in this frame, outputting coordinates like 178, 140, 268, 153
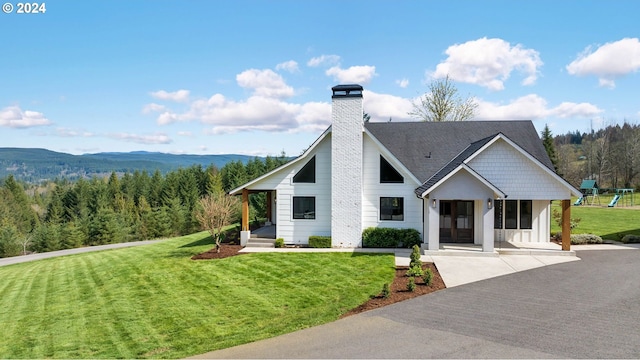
365, 120, 554, 182
580, 179, 598, 189
415, 135, 499, 197
228, 126, 330, 195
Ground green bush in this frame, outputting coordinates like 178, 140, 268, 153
308, 236, 331, 248
409, 244, 422, 268
406, 265, 423, 278
570, 234, 603, 245
362, 227, 422, 248
274, 238, 285, 248
422, 268, 433, 286
407, 277, 416, 292
381, 283, 390, 299
621, 234, 640, 243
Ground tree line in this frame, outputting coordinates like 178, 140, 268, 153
0, 154, 289, 258
552, 122, 640, 190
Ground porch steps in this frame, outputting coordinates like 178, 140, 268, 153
246, 238, 275, 248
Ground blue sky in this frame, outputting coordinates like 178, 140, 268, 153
1, 1, 639, 156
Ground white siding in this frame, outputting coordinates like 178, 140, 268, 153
468, 139, 573, 199
494, 200, 550, 243
362, 135, 423, 238
247, 136, 332, 245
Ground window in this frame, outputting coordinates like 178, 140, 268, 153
494, 200, 503, 229
380, 156, 404, 183
293, 156, 315, 183
520, 200, 532, 229
293, 197, 315, 219
505, 200, 518, 229
380, 197, 404, 221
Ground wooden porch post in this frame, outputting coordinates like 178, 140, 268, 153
266, 191, 272, 223
561, 199, 571, 251
242, 188, 249, 231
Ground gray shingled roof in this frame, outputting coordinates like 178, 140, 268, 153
364, 120, 553, 187
414, 134, 497, 196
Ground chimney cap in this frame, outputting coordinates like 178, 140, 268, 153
332, 84, 363, 98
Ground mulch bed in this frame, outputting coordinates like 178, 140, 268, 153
191, 244, 447, 315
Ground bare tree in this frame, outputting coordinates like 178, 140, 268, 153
409, 75, 478, 122
195, 192, 240, 252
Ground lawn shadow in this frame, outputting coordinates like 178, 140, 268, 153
600, 228, 640, 241
179, 235, 214, 248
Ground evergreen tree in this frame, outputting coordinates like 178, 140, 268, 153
541, 124, 559, 173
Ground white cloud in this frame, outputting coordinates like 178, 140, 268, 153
433, 37, 542, 91
177, 131, 193, 137
55, 127, 94, 137
109, 132, 173, 144
142, 103, 167, 114
475, 94, 602, 120
276, 60, 300, 73
236, 69, 294, 98
0, 106, 52, 128
396, 78, 409, 88
150, 89, 190, 102
307, 54, 340, 67
566, 38, 640, 88
363, 90, 414, 122
326, 65, 377, 84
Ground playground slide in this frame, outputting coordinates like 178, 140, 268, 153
608, 195, 621, 207
574, 197, 584, 206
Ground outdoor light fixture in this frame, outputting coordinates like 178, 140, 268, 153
487, 198, 493, 209
432, 198, 437, 208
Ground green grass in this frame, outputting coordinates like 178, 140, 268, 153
0, 232, 395, 359
551, 199, 640, 240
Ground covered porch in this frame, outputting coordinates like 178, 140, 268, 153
237, 188, 277, 246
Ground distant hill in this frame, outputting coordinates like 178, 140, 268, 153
0, 148, 258, 183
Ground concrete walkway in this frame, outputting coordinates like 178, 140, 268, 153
0, 239, 165, 267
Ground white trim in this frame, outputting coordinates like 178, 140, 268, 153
419, 164, 506, 199
229, 126, 331, 195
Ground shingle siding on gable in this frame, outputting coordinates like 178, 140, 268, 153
468, 139, 570, 199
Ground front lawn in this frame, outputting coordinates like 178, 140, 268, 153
0, 231, 395, 359
551, 200, 640, 240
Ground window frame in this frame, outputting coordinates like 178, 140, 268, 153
379, 156, 404, 184
292, 156, 316, 183
380, 196, 404, 221
292, 196, 316, 220
519, 200, 533, 230
504, 200, 518, 229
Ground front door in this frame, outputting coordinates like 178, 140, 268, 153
439, 200, 474, 243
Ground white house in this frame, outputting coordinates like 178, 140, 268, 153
230, 85, 580, 252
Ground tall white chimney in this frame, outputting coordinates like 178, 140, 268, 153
330, 84, 363, 247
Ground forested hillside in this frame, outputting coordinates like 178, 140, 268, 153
553, 122, 640, 190
0, 148, 259, 183
0, 154, 290, 258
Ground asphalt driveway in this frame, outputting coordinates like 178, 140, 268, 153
195, 249, 640, 359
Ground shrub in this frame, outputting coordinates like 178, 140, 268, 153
362, 227, 422, 248
552, 209, 581, 231
406, 265, 423, 278
409, 244, 422, 269
274, 238, 285, 248
621, 234, 640, 244
407, 277, 416, 292
422, 268, 434, 286
381, 283, 390, 299
308, 236, 331, 248
570, 234, 603, 245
